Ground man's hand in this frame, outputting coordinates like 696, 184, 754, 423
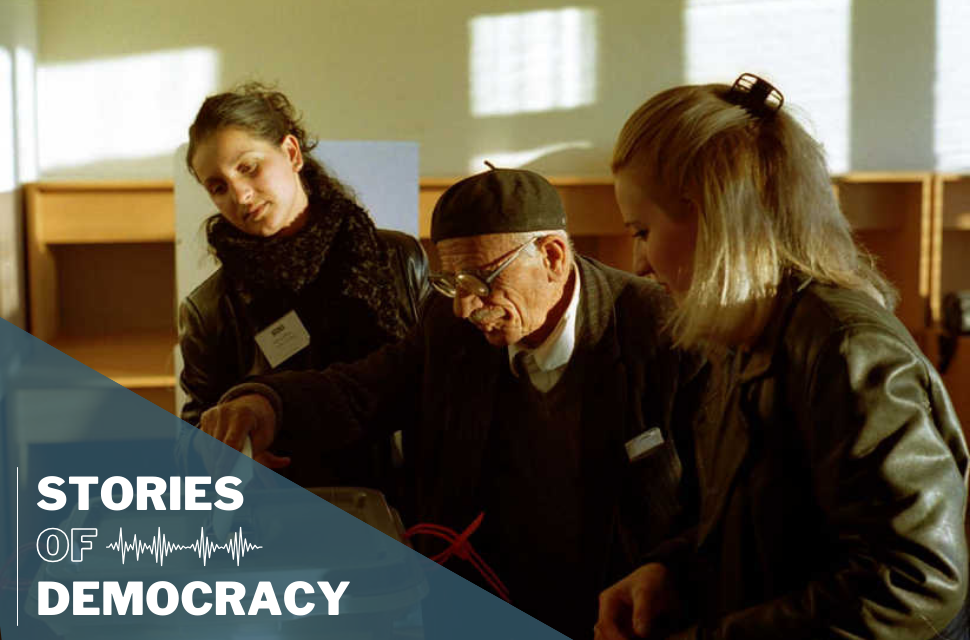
594, 563, 678, 639
197, 394, 290, 470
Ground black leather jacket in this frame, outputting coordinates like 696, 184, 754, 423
659, 279, 969, 640
177, 229, 430, 487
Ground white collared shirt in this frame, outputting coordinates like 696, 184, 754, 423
507, 265, 581, 393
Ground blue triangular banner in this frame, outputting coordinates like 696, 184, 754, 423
0, 318, 568, 639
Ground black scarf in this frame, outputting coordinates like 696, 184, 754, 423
206, 173, 410, 340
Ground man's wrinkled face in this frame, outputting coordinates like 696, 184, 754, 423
436, 234, 561, 347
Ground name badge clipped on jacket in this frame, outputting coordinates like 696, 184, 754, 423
255, 310, 311, 368
625, 427, 665, 463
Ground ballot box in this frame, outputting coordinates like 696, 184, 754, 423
28, 487, 428, 639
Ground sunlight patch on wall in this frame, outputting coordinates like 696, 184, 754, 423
0, 47, 15, 193
15, 47, 37, 183
469, 7, 597, 117
37, 48, 219, 174
0, 46, 23, 324
469, 140, 593, 174
684, 0, 851, 173
935, 0, 970, 170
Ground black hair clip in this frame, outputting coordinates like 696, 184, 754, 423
727, 73, 784, 118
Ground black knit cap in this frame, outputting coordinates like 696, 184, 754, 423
430, 165, 567, 242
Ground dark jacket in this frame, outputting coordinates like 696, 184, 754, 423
660, 279, 969, 640
176, 228, 430, 488
249, 256, 705, 638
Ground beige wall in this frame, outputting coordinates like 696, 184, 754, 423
36, 0, 683, 179
0, 0, 37, 328
34, 0, 966, 180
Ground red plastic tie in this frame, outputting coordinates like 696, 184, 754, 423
405, 512, 511, 603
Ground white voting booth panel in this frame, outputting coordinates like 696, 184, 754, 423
173, 141, 419, 415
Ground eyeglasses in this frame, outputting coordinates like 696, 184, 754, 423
430, 239, 538, 298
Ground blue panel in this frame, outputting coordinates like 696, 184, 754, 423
313, 141, 419, 236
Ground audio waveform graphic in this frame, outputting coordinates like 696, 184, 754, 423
105, 527, 263, 567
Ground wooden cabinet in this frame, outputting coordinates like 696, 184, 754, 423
933, 174, 970, 320
20, 175, 969, 427
930, 174, 970, 428
24, 181, 177, 412
832, 173, 934, 339
421, 174, 936, 333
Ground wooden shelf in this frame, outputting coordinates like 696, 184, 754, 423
828, 174, 933, 334
48, 330, 176, 388
420, 176, 622, 237
933, 175, 970, 328
26, 181, 174, 244
944, 214, 970, 230
832, 172, 933, 183
943, 334, 970, 440
20, 174, 963, 423
833, 173, 931, 230
937, 175, 970, 230
928, 175, 970, 429
420, 176, 630, 270
923, 328, 970, 437
24, 181, 178, 414
423, 175, 931, 233
421, 175, 935, 329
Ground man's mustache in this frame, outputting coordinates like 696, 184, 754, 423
469, 307, 505, 325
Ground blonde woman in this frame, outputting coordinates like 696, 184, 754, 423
596, 75, 968, 639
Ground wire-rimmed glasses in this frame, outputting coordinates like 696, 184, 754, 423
429, 238, 538, 298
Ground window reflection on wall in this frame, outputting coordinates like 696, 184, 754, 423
0, 44, 24, 325
469, 7, 598, 117
37, 48, 219, 175
15, 47, 37, 183
0, 47, 14, 193
684, 0, 851, 173
935, 0, 970, 170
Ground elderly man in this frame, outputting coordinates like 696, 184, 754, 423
197, 166, 702, 639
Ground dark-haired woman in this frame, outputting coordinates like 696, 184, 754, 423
175, 84, 429, 494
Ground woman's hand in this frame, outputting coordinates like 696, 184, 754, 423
595, 563, 679, 639
197, 394, 291, 471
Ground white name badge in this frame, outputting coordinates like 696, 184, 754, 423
625, 427, 665, 463
255, 310, 311, 368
